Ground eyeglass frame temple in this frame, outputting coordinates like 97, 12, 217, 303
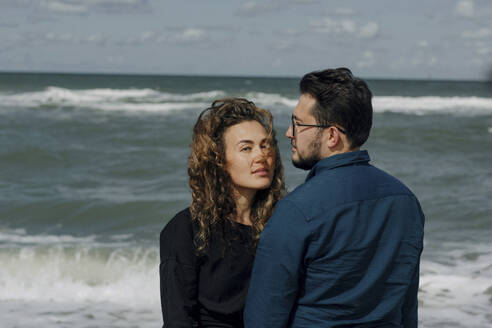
291, 115, 346, 137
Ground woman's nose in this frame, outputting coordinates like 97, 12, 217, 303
253, 147, 267, 162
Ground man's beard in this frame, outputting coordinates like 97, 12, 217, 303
292, 136, 322, 170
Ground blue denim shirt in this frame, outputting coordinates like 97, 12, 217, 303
244, 150, 424, 328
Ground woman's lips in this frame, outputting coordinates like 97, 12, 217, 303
252, 168, 269, 176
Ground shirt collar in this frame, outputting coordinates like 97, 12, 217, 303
305, 150, 371, 182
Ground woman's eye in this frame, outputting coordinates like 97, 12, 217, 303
241, 147, 251, 152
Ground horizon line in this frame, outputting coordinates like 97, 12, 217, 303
0, 69, 489, 83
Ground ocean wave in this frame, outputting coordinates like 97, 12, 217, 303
3, 86, 225, 104
0, 229, 97, 246
0, 245, 158, 306
243, 92, 492, 115
0, 87, 221, 113
419, 242, 492, 326
1, 87, 492, 116
0, 300, 160, 328
374, 96, 492, 116
245, 91, 298, 108
0, 229, 132, 247
93, 102, 205, 113
1, 236, 491, 324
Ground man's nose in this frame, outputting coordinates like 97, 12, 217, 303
286, 124, 293, 139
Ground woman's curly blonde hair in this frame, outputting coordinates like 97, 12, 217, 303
188, 98, 286, 253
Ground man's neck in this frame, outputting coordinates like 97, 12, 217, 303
322, 146, 360, 159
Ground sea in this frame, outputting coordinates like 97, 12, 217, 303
0, 72, 491, 328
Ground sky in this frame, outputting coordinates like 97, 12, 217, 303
1, 0, 492, 80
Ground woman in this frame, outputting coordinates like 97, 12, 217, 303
160, 98, 285, 327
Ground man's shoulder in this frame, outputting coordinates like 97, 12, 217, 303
283, 168, 346, 205
281, 183, 313, 209
281, 163, 419, 218
263, 196, 312, 239
268, 193, 310, 225
367, 164, 415, 197
276, 180, 329, 221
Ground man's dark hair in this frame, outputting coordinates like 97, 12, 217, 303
299, 67, 373, 148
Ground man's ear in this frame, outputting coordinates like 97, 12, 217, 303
325, 126, 341, 148
321, 126, 348, 157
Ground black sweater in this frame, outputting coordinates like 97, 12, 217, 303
160, 208, 255, 328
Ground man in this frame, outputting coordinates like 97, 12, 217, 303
244, 68, 424, 327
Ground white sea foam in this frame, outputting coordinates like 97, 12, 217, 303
0, 300, 160, 328
3, 87, 225, 104
0, 245, 159, 307
0, 87, 222, 113
0, 235, 491, 327
1, 87, 492, 116
419, 242, 492, 327
94, 101, 205, 113
249, 93, 492, 116
0, 229, 96, 246
0, 229, 133, 248
373, 96, 492, 116
246, 91, 298, 108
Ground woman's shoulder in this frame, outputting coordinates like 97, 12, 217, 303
168, 207, 193, 225
160, 207, 199, 262
160, 207, 194, 240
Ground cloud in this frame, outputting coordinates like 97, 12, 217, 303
428, 56, 437, 67
271, 57, 284, 68
310, 18, 379, 39
358, 22, 379, 39
83, 33, 106, 45
311, 18, 355, 34
236, 1, 281, 16
461, 28, 492, 39
235, 0, 315, 17
357, 51, 375, 68
39, 0, 150, 15
106, 54, 124, 64
173, 28, 208, 44
476, 46, 491, 55
341, 20, 357, 34
474, 40, 492, 56
333, 8, 354, 16
41, 0, 87, 14
139, 30, 155, 42
455, 0, 474, 18
44, 31, 75, 42
269, 39, 296, 52
8, 30, 109, 47
90, 0, 145, 4
87, 0, 150, 13
274, 28, 302, 37
290, 0, 316, 3
120, 28, 212, 46
122, 30, 158, 45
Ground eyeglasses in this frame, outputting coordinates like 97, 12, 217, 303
291, 115, 346, 138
